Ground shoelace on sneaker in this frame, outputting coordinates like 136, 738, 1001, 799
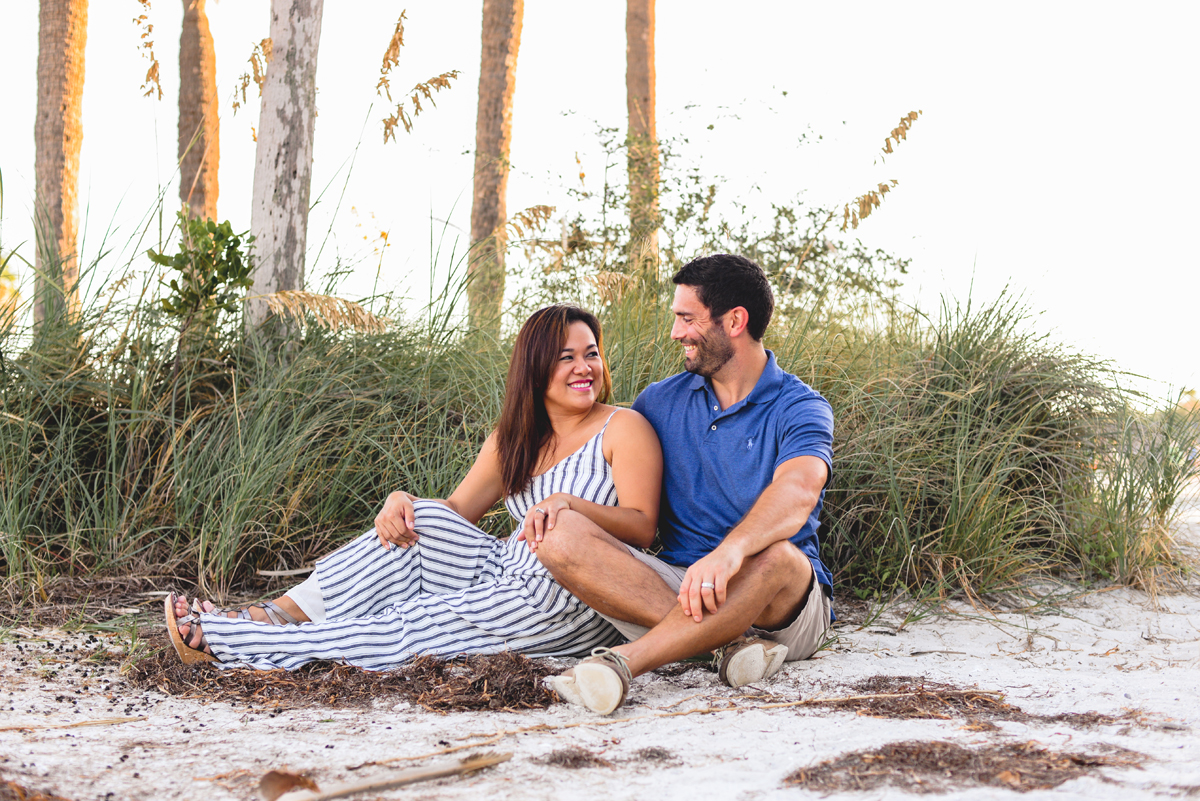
711, 639, 743, 668
712, 637, 763, 670
587, 647, 632, 682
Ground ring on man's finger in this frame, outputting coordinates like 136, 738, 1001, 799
535, 508, 546, 515
700, 582, 715, 590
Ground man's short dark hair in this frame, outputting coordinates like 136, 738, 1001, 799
672, 254, 774, 341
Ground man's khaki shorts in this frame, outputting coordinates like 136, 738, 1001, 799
598, 544, 832, 661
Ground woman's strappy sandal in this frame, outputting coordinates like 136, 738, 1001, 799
198, 599, 302, 626
164, 593, 303, 664
164, 593, 218, 664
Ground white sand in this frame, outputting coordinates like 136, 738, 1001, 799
2, 492, 1197, 800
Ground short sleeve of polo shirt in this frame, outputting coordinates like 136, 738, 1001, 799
631, 391, 649, 417
774, 393, 835, 488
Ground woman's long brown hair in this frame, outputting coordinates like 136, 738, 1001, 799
495, 305, 612, 497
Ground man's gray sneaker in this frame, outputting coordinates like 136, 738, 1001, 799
716, 636, 788, 688
549, 647, 632, 715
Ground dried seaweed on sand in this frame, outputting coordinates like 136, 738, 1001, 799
785, 740, 1145, 794
809, 675, 1019, 720
0, 776, 75, 801
535, 747, 613, 769
126, 650, 556, 712
631, 746, 674, 762
814, 675, 1134, 727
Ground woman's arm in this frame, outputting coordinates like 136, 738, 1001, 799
520, 409, 662, 550
374, 433, 505, 549
444, 433, 506, 523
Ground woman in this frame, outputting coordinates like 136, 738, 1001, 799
165, 305, 662, 670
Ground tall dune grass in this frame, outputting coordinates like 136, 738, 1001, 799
0, 253, 1195, 603
598, 285, 1197, 599
0, 279, 508, 597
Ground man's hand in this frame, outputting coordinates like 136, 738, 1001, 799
517, 493, 573, 553
375, 491, 419, 549
678, 546, 744, 622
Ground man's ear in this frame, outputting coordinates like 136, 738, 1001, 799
724, 306, 751, 338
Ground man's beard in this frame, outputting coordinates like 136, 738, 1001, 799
684, 328, 734, 377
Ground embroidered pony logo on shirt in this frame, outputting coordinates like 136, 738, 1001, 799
746, 437, 754, 450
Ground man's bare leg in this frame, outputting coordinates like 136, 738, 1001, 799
616, 541, 811, 677
537, 512, 812, 676
534, 510, 678, 628
540, 528, 814, 714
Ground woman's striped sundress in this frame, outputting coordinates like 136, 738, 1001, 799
200, 412, 624, 670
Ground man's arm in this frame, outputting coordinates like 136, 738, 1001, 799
678, 454, 828, 621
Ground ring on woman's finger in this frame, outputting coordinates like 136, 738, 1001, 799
700, 581, 715, 590
535, 508, 546, 515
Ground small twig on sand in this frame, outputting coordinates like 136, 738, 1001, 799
265, 752, 510, 801
194, 769, 257, 783
452, 689, 1006, 740
656, 692, 710, 710
804, 689, 1003, 705
348, 688, 1009, 771
0, 715, 146, 732
347, 735, 504, 770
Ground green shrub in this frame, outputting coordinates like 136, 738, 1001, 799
1, 226, 1193, 603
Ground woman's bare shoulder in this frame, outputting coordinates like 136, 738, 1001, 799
476, 429, 499, 453
600, 406, 660, 447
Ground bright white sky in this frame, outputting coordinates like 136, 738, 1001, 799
1, 1, 1196, 398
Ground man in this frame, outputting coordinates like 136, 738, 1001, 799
528, 254, 835, 715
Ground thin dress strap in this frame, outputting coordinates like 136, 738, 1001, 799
503, 409, 621, 524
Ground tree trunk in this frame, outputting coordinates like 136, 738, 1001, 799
34, 0, 88, 328
247, 0, 323, 330
469, 0, 523, 334
178, 0, 220, 220
626, 0, 659, 270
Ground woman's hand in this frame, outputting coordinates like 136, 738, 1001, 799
517, 493, 574, 553
375, 491, 419, 549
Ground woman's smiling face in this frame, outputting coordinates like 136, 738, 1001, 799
543, 320, 603, 414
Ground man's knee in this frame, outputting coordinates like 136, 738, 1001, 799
535, 509, 603, 569
753, 541, 811, 584
750, 541, 814, 622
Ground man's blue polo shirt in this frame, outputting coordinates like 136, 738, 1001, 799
631, 351, 835, 594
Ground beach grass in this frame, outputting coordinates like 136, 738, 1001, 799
0, 236, 1195, 605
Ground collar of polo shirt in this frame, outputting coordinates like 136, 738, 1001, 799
687, 350, 788, 407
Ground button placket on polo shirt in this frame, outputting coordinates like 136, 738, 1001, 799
706, 387, 748, 436
704, 387, 723, 437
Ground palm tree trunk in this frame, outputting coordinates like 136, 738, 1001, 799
247, 0, 324, 330
626, 0, 659, 270
469, 0, 524, 334
178, 0, 220, 220
34, 0, 88, 328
